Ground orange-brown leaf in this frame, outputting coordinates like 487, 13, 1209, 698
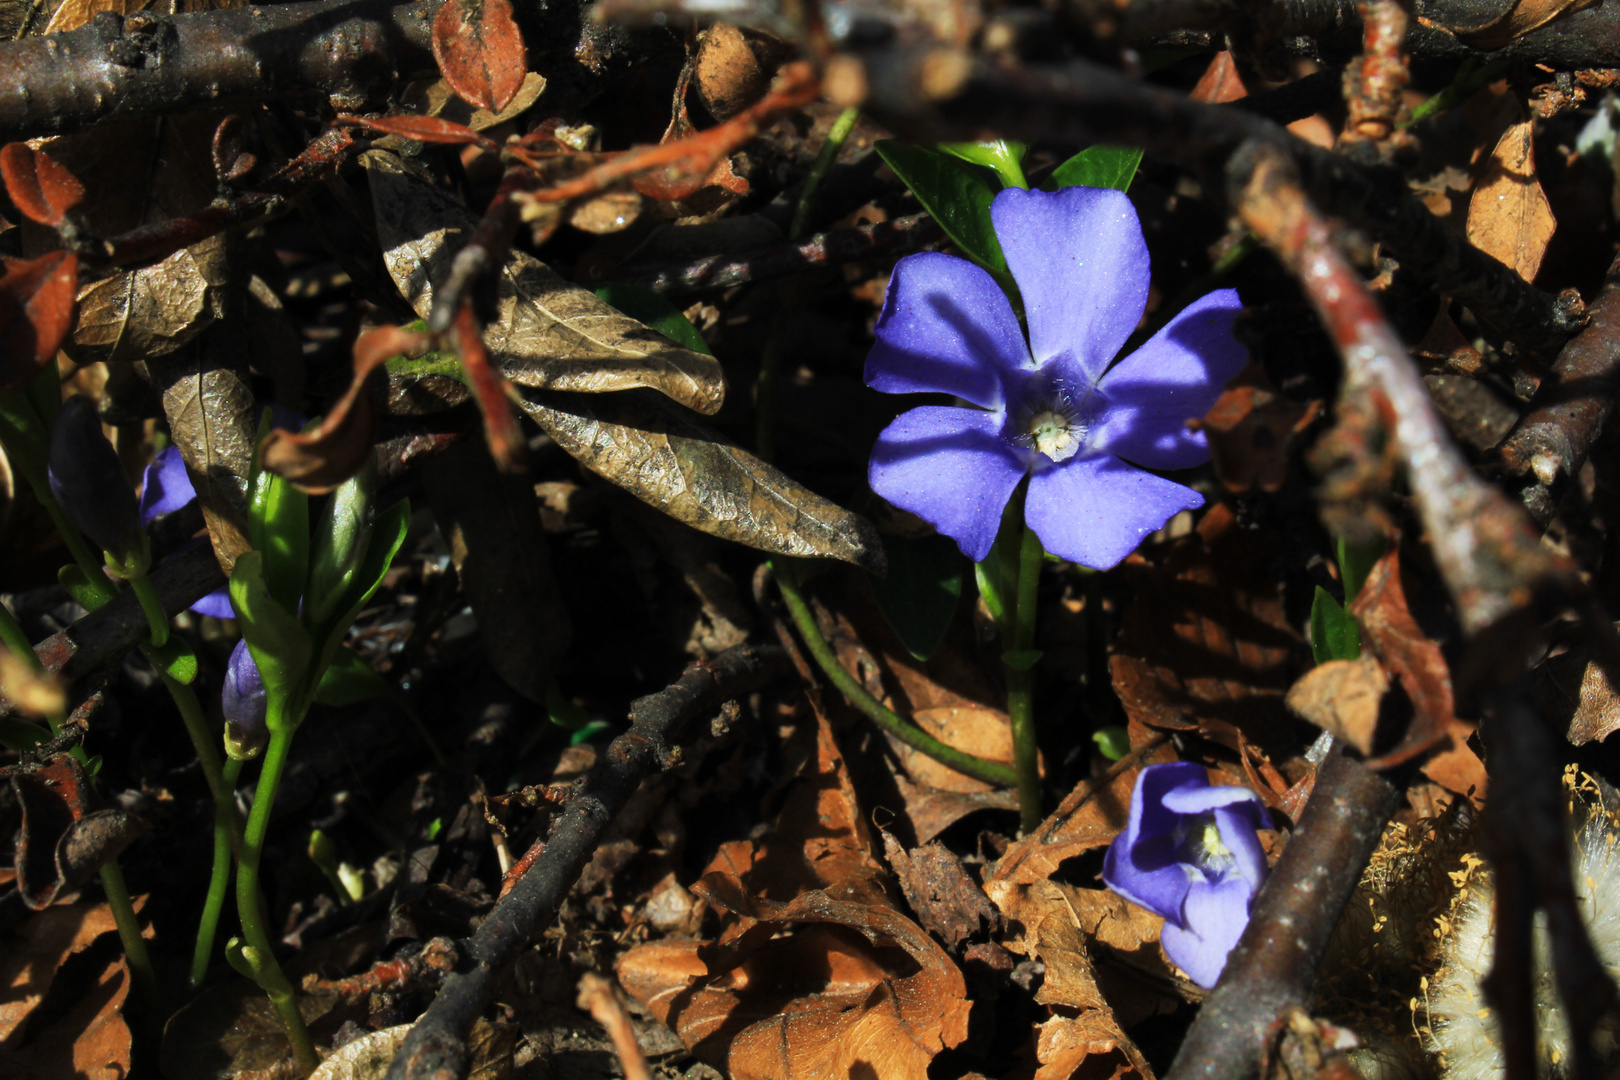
431, 0, 528, 113
0, 145, 84, 227
0, 251, 79, 391
341, 113, 494, 148
1465, 119, 1555, 284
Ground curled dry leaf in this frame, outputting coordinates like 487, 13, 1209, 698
1465, 119, 1556, 284
70, 237, 226, 364
0, 897, 146, 1049
0, 144, 84, 227
695, 24, 772, 121
400, 71, 548, 132
431, 0, 528, 113
1202, 360, 1323, 494
1285, 657, 1390, 756
12, 755, 149, 910
1348, 546, 1486, 794
520, 388, 886, 573
0, 251, 79, 391
339, 113, 495, 148
260, 324, 430, 491
366, 148, 726, 415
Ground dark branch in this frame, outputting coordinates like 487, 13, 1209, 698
383, 644, 789, 1080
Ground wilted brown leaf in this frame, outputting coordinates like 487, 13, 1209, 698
0, 145, 84, 227
1466, 119, 1556, 283
6, 952, 132, 1080
695, 25, 772, 121
1444, 0, 1597, 50
400, 71, 548, 132
1285, 657, 1389, 756
1190, 50, 1248, 104
340, 113, 492, 147
0, 251, 78, 391
897, 705, 1017, 793
520, 388, 886, 572
71, 239, 226, 363
1202, 361, 1323, 494
366, 149, 726, 415
13, 754, 148, 910
423, 440, 570, 702
42, 0, 244, 35
0, 897, 142, 1049
879, 830, 998, 949
431, 0, 528, 113
309, 1025, 410, 1080
1539, 633, 1620, 745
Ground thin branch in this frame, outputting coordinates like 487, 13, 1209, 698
383, 643, 789, 1080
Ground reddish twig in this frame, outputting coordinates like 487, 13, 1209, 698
1341, 0, 1410, 148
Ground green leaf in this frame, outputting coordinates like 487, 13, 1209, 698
58, 565, 107, 610
875, 141, 1016, 297
1310, 586, 1362, 665
546, 681, 592, 730
1092, 725, 1131, 761
305, 463, 377, 629
592, 284, 713, 356
314, 645, 393, 707
939, 140, 1029, 190
247, 411, 309, 615
868, 533, 963, 661
311, 499, 410, 683
1335, 535, 1385, 605
144, 636, 199, 684
1002, 649, 1044, 672
1047, 146, 1143, 192
229, 550, 313, 716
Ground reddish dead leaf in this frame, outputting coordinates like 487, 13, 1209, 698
1465, 119, 1556, 284
431, 0, 528, 113
879, 830, 998, 949
1202, 360, 1323, 494
0, 251, 80, 391
339, 113, 497, 149
1190, 50, 1248, 104
0, 144, 85, 227
1348, 547, 1486, 795
1107, 504, 1311, 810
452, 299, 527, 473
259, 323, 431, 492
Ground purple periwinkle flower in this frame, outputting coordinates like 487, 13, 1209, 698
1102, 762, 1270, 988
222, 638, 268, 758
139, 446, 236, 618
865, 186, 1248, 569
48, 395, 142, 561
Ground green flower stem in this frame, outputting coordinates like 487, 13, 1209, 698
235, 718, 319, 1073
1006, 524, 1045, 833
37, 493, 118, 609
0, 595, 34, 659
98, 860, 159, 1008
191, 754, 245, 991
789, 107, 860, 239
773, 559, 1017, 787
127, 568, 170, 648
152, 663, 229, 809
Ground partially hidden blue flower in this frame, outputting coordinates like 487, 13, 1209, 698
222, 638, 268, 759
1101, 762, 1270, 988
140, 446, 235, 618
865, 186, 1248, 569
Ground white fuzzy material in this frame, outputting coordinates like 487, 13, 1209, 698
1426, 813, 1620, 1079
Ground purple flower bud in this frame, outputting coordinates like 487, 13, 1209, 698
47, 395, 141, 559
1102, 762, 1270, 988
864, 186, 1248, 569
223, 639, 267, 758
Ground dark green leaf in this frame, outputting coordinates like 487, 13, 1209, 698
1335, 536, 1385, 605
868, 533, 963, 661
875, 141, 1016, 296
311, 499, 410, 682
1002, 649, 1044, 672
144, 636, 199, 684
229, 550, 313, 717
314, 646, 394, 707
247, 411, 309, 615
1047, 146, 1143, 192
305, 463, 377, 629
1310, 586, 1362, 664
593, 284, 712, 356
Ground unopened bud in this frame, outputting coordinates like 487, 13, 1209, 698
47, 396, 140, 561
222, 639, 267, 759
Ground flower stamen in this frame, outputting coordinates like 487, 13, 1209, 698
1029, 408, 1083, 462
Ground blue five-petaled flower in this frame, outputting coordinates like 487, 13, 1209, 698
1102, 762, 1270, 988
865, 185, 1248, 569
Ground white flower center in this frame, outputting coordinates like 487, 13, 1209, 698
1028, 409, 1082, 462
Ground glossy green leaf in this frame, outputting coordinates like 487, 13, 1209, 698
313, 645, 393, 707
144, 635, 199, 684
1047, 146, 1143, 192
311, 499, 410, 682
1310, 586, 1362, 665
1335, 535, 1385, 605
58, 565, 106, 610
939, 140, 1029, 190
1092, 725, 1131, 761
592, 284, 712, 356
305, 463, 377, 629
875, 141, 1016, 297
247, 411, 309, 615
229, 550, 313, 716
868, 533, 963, 661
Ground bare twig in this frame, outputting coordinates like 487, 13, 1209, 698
577, 973, 654, 1080
1165, 747, 1400, 1080
383, 644, 789, 1080
1341, 0, 1410, 148
1499, 253, 1620, 526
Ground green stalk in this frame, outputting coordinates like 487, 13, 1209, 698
127, 568, 170, 648
152, 664, 228, 808
1005, 525, 1045, 833
789, 107, 860, 239
191, 755, 245, 991
98, 861, 159, 1008
773, 560, 1017, 787
0, 595, 34, 659
235, 717, 318, 1073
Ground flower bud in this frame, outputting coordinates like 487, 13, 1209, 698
47, 395, 141, 560
222, 639, 268, 759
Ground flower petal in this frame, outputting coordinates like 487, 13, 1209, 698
1092, 289, 1248, 469
991, 186, 1149, 387
1102, 762, 1208, 920
1215, 801, 1271, 893
1024, 452, 1202, 570
139, 445, 197, 524
1160, 781, 1263, 815
869, 406, 1027, 562
1161, 876, 1253, 988
865, 252, 1031, 408
190, 588, 236, 620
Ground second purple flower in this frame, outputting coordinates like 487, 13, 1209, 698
865, 186, 1248, 569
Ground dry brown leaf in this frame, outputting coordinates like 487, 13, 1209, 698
6, 953, 131, 1080
43, 0, 243, 35
160, 980, 344, 1080
0, 898, 134, 1048
695, 24, 771, 121
1189, 50, 1248, 104
1284, 657, 1389, 756
401, 71, 548, 132
309, 1025, 410, 1080
1202, 360, 1323, 494
1443, 0, 1598, 50
899, 705, 1016, 793
879, 831, 998, 948
71, 241, 225, 363
366, 149, 725, 415
1540, 635, 1620, 745
1466, 119, 1556, 284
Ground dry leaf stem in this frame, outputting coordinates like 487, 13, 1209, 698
382, 644, 788, 1080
